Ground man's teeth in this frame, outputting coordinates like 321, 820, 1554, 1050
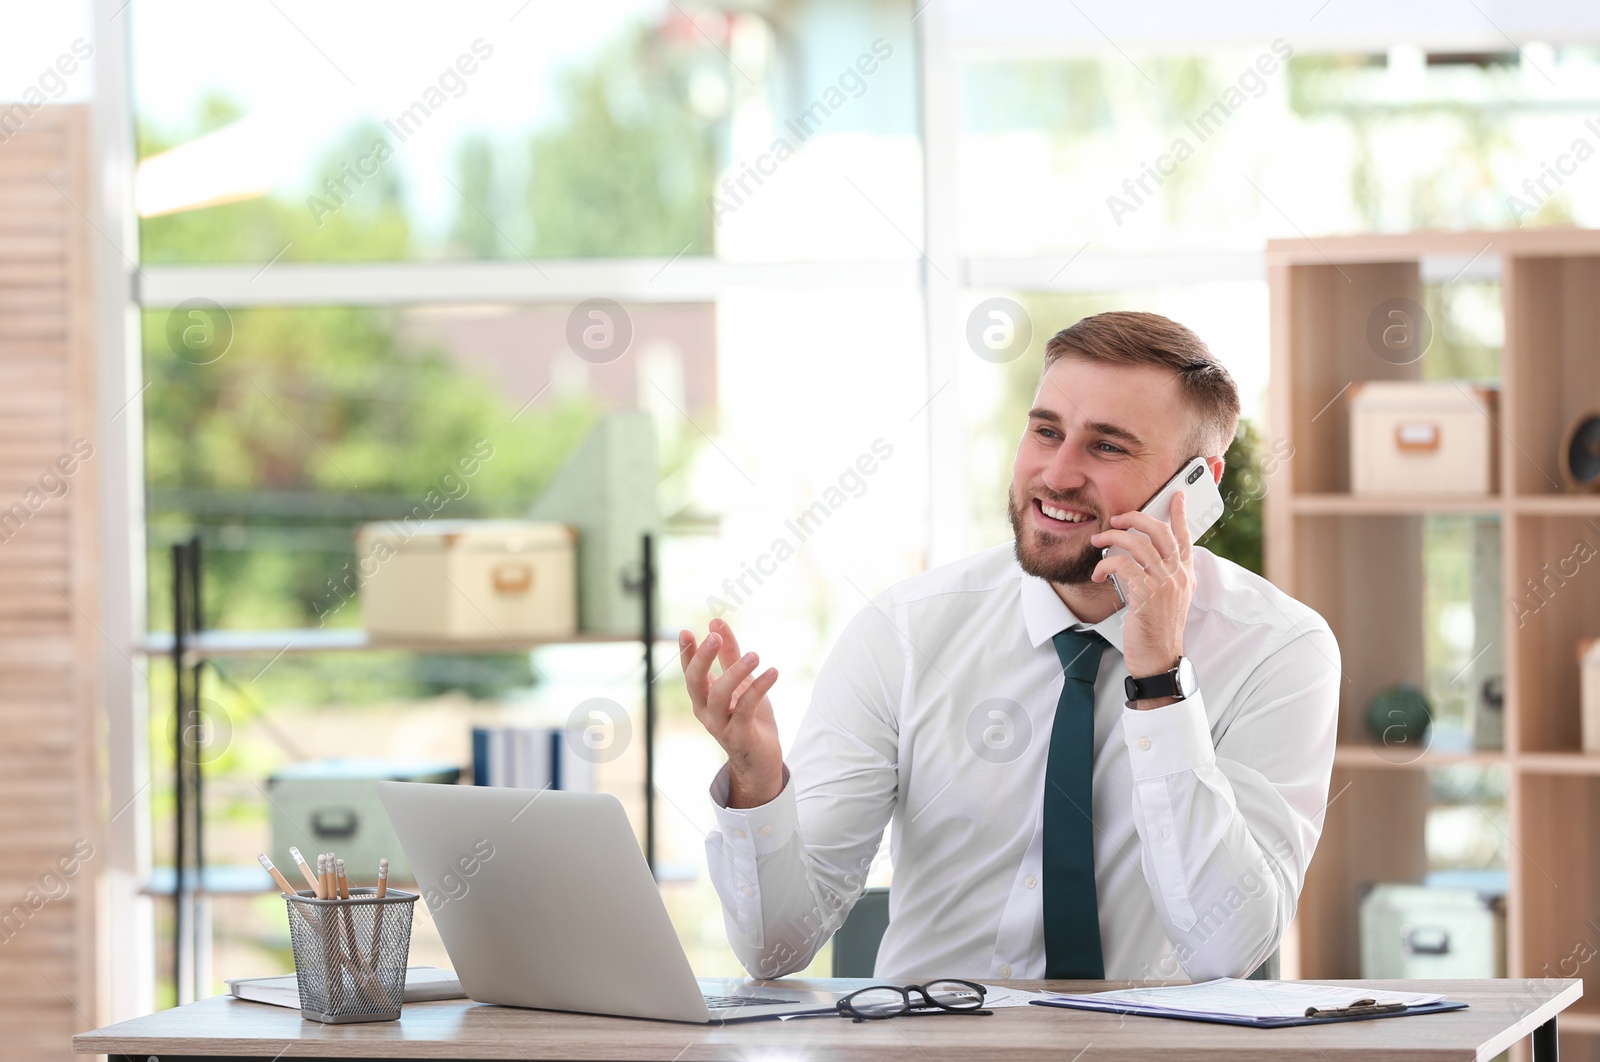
1040, 501, 1092, 523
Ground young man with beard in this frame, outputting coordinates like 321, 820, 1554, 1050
678, 311, 1339, 982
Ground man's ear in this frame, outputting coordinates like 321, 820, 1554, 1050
1205, 454, 1225, 484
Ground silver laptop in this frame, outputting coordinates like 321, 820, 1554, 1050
378, 780, 855, 1023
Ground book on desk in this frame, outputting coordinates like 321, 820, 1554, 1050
227, 966, 465, 1008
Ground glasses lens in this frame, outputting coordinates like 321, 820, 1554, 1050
847, 987, 907, 1017
924, 981, 985, 1009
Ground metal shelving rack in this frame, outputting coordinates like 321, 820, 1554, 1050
156, 532, 662, 1004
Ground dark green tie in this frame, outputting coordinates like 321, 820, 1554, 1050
1044, 628, 1108, 979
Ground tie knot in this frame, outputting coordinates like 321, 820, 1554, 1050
1052, 628, 1107, 684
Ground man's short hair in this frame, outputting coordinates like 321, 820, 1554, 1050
1043, 311, 1241, 456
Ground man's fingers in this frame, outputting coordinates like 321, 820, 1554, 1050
1171, 490, 1195, 562
1111, 510, 1179, 560
1093, 528, 1165, 574
710, 617, 744, 672
732, 667, 779, 716
682, 630, 723, 702
1092, 553, 1142, 588
707, 651, 762, 717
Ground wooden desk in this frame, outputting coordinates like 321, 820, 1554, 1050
75, 978, 1581, 1061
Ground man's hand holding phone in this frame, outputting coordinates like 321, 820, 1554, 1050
1090, 490, 1195, 710
680, 617, 786, 808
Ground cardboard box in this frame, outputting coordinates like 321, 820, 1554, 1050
266, 759, 460, 883
357, 520, 577, 641
1349, 381, 1498, 495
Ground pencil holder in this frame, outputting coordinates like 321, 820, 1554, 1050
283, 887, 418, 1023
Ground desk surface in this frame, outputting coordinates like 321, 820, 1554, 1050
75, 978, 1582, 1061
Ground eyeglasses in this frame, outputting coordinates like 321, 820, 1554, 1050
836, 979, 991, 1022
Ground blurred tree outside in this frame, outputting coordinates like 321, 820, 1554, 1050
138, 20, 724, 702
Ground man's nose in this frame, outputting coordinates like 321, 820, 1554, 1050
1041, 447, 1089, 494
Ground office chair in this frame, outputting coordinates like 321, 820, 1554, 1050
830, 886, 1280, 980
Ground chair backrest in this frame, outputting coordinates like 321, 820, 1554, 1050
831, 886, 891, 978
829, 885, 1280, 981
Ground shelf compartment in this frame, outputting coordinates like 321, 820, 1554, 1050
1513, 773, 1600, 1024
1504, 254, 1600, 496
1295, 766, 1430, 979
1279, 260, 1429, 496
1508, 515, 1600, 753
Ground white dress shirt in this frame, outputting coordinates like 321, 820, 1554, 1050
704, 542, 1340, 982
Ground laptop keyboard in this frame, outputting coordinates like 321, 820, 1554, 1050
703, 993, 803, 1009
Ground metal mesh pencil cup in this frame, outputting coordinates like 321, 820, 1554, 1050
284, 887, 418, 1023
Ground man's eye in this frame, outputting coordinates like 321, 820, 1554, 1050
1095, 442, 1125, 454
1035, 426, 1060, 440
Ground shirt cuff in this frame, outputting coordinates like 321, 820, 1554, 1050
709, 761, 798, 857
1120, 693, 1216, 780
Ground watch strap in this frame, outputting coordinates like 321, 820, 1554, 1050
1124, 668, 1181, 702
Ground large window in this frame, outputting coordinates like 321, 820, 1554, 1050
124, 0, 1600, 1002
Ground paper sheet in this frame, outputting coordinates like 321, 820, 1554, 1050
1044, 978, 1445, 1021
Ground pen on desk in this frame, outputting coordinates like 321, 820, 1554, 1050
288, 846, 320, 893
257, 854, 297, 896
1304, 999, 1409, 1018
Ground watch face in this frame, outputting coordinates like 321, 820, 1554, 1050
1174, 658, 1197, 697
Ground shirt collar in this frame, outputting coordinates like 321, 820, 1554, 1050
1019, 568, 1127, 655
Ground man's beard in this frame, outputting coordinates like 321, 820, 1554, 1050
1008, 484, 1104, 585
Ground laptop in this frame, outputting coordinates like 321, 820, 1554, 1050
378, 780, 856, 1023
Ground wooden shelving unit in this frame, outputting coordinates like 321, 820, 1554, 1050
1266, 228, 1600, 1061
149, 533, 666, 1005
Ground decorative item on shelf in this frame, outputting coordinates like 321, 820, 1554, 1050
355, 520, 578, 641
1581, 638, 1600, 754
1347, 381, 1498, 495
1366, 683, 1432, 749
1561, 412, 1600, 492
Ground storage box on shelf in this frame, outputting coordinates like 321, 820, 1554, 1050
1266, 228, 1600, 1060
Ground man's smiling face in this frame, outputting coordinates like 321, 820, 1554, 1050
1008, 355, 1194, 586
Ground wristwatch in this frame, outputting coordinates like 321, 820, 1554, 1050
1124, 657, 1198, 703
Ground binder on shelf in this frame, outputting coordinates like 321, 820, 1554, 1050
471, 726, 591, 791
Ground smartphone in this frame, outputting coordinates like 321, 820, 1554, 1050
1101, 455, 1226, 605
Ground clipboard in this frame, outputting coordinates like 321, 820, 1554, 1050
1031, 996, 1469, 1027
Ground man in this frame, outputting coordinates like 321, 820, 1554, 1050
678, 311, 1339, 982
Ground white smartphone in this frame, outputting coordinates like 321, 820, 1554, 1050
1101, 455, 1226, 605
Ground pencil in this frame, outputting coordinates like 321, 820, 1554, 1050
288, 846, 320, 893
376, 858, 388, 898
317, 853, 331, 900
257, 854, 297, 896
336, 858, 350, 900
